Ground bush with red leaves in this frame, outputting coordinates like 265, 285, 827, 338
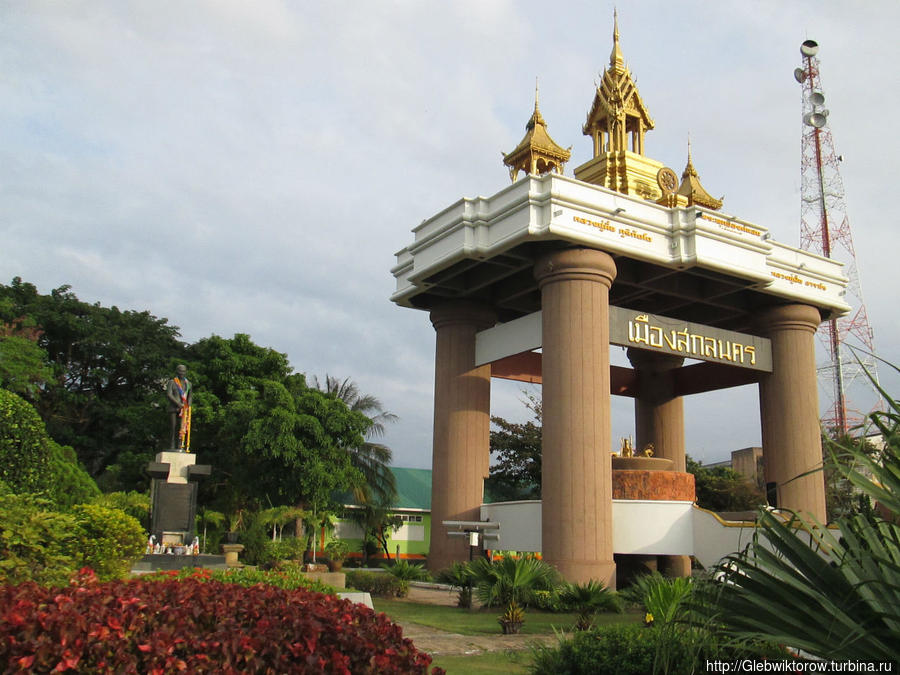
0, 568, 444, 674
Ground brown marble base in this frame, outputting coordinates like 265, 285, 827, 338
612, 470, 695, 501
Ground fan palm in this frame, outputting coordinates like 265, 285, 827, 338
311, 375, 398, 506
558, 579, 622, 630
691, 357, 900, 662
468, 554, 559, 632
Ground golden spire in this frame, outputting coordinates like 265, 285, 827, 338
610, 8, 625, 71
676, 136, 723, 210
575, 11, 663, 199
503, 79, 571, 182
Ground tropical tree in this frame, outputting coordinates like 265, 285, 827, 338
691, 358, 900, 662
185, 336, 370, 514
0, 277, 187, 484
311, 375, 398, 506
486, 393, 542, 501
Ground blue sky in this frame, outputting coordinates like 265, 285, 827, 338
2, 1, 898, 467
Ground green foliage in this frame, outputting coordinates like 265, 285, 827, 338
0, 493, 78, 587
188, 334, 370, 517
324, 538, 351, 561
0, 334, 53, 398
436, 561, 474, 608
627, 572, 693, 626
558, 580, 622, 630
46, 441, 100, 508
90, 490, 150, 528
0, 277, 188, 485
146, 562, 338, 595
529, 623, 785, 675
0, 388, 51, 494
312, 375, 398, 507
469, 554, 559, 610
382, 558, 431, 581
345, 570, 410, 597
691, 356, 900, 661
487, 393, 542, 501
258, 536, 307, 566
686, 455, 766, 511
70, 503, 146, 581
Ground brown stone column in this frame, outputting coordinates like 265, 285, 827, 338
758, 304, 826, 521
535, 247, 617, 587
627, 348, 691, 577
626, 349, 686, 471
428, 301, 496, 572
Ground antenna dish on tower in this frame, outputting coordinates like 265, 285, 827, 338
800, 40, 819, 57
809, 91, 825, 106
794, 68, 807, 83
803, 112, 827, 128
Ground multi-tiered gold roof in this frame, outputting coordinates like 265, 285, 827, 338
503, 11, 722, 211
503, 82, 572, 182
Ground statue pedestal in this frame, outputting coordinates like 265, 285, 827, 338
222, 544, 245, 568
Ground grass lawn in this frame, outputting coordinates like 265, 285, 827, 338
430, 649, 534, 674
372, 597, 642, 635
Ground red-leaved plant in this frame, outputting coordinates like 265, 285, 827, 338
1, 568, 444, 674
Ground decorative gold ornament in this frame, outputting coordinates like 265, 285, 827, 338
657, 167, 678, 194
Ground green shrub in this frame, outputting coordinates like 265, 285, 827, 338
628, 572, 693, 625
382, 558, 430, 581
46, 441, 100, 508
70, 503, 145, 581
0, 492, 77, 587
146, 562, 338, 595
90, 490, 150, 528
0, 389, 51, 494
324, 538, 351, 561
345, 570, 409, 597
257, 536, 307, 566
529, 623, 786, 675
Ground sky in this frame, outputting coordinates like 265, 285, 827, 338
2, 1, 898, 469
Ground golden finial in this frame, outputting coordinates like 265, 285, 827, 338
535, 76, 539, 111
610, 8, 624, 69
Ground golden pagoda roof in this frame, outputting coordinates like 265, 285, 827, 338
676, 140, 723, 210
582, 11, 654, 147
503, 82, 572, 182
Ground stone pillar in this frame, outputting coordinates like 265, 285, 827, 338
428, 301, 496, 572
535, 248, 617, 587
627, 348, 690, 577
627, 349, 686, 471
758, 304, 826, 521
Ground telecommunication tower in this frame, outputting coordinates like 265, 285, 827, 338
794, 39, 880, 435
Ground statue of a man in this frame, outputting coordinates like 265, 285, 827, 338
166, 364, 192, 450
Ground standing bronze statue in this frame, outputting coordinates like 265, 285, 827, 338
166, 364, 192, 451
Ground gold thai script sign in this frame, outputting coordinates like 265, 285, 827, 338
609, 306, 772, 371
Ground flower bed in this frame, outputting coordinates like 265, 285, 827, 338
0, 569, 443, 674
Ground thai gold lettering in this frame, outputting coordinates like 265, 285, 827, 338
625, 313, 762, 369
629, 321, 650, 345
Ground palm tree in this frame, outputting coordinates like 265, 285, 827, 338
311, 375, 398, 506
468, 554, 559, 633
558, 579, 622, 630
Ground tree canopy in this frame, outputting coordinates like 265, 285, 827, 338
0, 279, 391, 525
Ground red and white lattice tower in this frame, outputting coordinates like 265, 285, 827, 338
795, 39, 880, 435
